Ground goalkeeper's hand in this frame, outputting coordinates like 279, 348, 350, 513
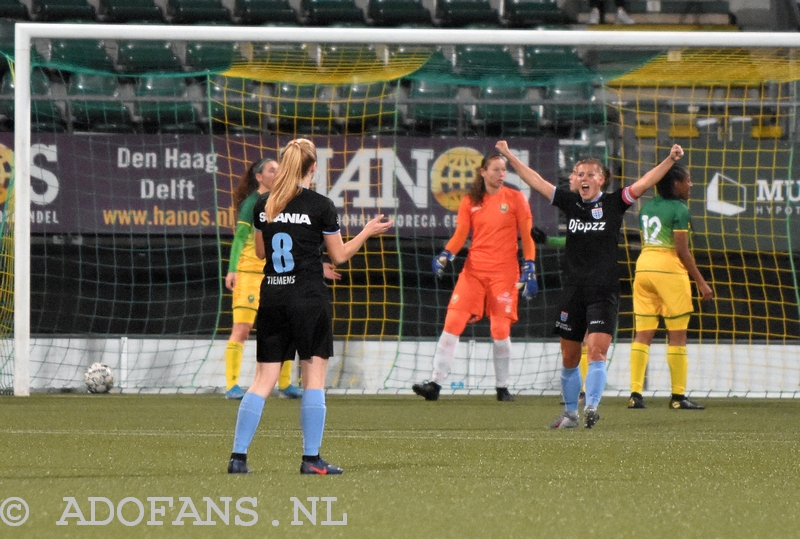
531, 227, 548, 244
517, 260, 538, 299
432, 250, 455, 279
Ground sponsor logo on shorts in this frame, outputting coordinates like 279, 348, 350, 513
560, 311, 568, 322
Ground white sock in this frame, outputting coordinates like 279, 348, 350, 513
432, 331, 459, 384
492, 338, 512, 388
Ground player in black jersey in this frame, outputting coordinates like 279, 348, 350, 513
497, 140, 684, 429
227, 138, 393, 475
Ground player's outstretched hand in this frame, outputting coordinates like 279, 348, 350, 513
432, 250, 454, 279
323, 263, 341, 281
517, 260, 538, 299
495, 140, 509, 155
531, 227, 548, 244
364, 214, 394, 237
670, 144, 684, 162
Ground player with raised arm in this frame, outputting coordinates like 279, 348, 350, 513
628, 164, 713, 410
412, 152, 537, 402
496, 140, 684, 428
227, 138, 392, 475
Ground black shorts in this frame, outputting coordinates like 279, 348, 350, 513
255, 300, 334, 363
553, 284, 620, 342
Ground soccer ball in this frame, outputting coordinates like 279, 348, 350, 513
84, 363, 114, 394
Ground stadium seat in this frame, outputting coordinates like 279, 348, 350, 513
543, 82, 603, 135
184, 41, 239, 72
473, 84, 540, 136
116, 40, 183, 73
274, 83, 336, 135
165, 0, 230, 23
503, 0, 572, 27
336, 82, 399, 134
0, 68, 67, 132
301, 0, 365, 26
435, 0, 499, 27
233, 0, 297, 24
207, 75, 265, 134
0, 0, 28, 19
406, 79, 467, 136
67, 73, 135, 133
367, 0, 431, 26
524, 46, 593, 85
30, 0, 96, 21
49, 39, 115, 72
97, 0, 163, 22
135, 76, 200, 133
454, 45, 520, 78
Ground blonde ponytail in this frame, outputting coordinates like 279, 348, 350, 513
265, 138, 316, 222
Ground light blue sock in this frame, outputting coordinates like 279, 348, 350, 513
585, 361, 607, 408
301, 389, 326, 457
232, 392, 266, 454
561, 366, 582, 413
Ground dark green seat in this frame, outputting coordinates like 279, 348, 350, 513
337, 82, 399, 134
503, 0, 572, 27
185, 42, 239, 72
274, 83, 335, 135
524, 46, 593, 84
49, 39, 115, 72
435, 0, 498, 27
97, 0, 163, 22
407, 79, 467, 136
455, 45, 520, 78
0, 69, 66, 132
234, 0, 296, 24
135, 76, 199, 133
367, 0, 430, 26
116, 40, 183, 73
474, 84, 540, 136
0, 0, 28, 19
166, 0, 229, 23
68, 73, 135, 133
208, 75, 265, 134
30, 0, 96, 21
544, 82, 603, 135
301, 0, 364, 25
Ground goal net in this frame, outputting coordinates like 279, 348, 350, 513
4, 25, 800, 397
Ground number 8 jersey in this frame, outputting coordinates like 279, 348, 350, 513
253, 188, 340, 303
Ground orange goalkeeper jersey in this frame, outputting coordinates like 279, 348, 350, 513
446, 186, 534, 276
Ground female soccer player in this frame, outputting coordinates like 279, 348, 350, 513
496, 140, 684, 428
628, 164, 713, 410
412, 153, 537, 402
227, 138, 392, 475
223, 157, 340, 400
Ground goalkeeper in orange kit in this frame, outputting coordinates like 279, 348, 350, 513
412, 152, 537, 402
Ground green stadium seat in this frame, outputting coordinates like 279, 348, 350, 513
524, 46, 594, 84
233, 0, 297, 24
367, 0, 431, 26
184, 42, 239, 72
30, 0, 96, 21
207, 75, 265, 134
116, 40, 183, 73
67, 73, 135, 133
503, 0, 571, 27
407, 79, 467, 136
0, 68, 67, 132
49, 39, 115, 72
97, 0, 163, 22
274, 83, 336, 135
435, 0, 499, 27
301, 0, 365, 26
544, 82, 603, 135
135, 76, 200, 134
454, 45, 520, 78
336, 82, 399, 134
166, 0, 230, 23
473, 84, 540, 137
0, 0, 28, 19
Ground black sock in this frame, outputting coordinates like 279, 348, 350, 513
230, 452, 247, 461
671, 394, 685, 401
302, 454, 320, 462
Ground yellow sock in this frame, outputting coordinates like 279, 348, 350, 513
630, 342, 650, 394
278, 360, 293, 390
225, 342, 243, 390
667, 345, 688, 396
579, 346, 588, 393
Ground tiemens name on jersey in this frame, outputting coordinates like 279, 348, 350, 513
568, 218, 607, 233
265, 275, 296, 285
258, 212, 312, 225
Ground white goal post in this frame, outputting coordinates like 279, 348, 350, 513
12, 23, 800, 396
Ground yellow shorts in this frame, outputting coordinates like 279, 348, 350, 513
232, 272, 262, 325
633, 271, 693, 331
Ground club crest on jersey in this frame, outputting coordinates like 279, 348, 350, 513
500, 203, 508, 213
591, 207, 603, 220
273, 212, 311, 224
560, 311, 568, 322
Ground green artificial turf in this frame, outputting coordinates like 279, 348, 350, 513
1, 394, 799, 538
